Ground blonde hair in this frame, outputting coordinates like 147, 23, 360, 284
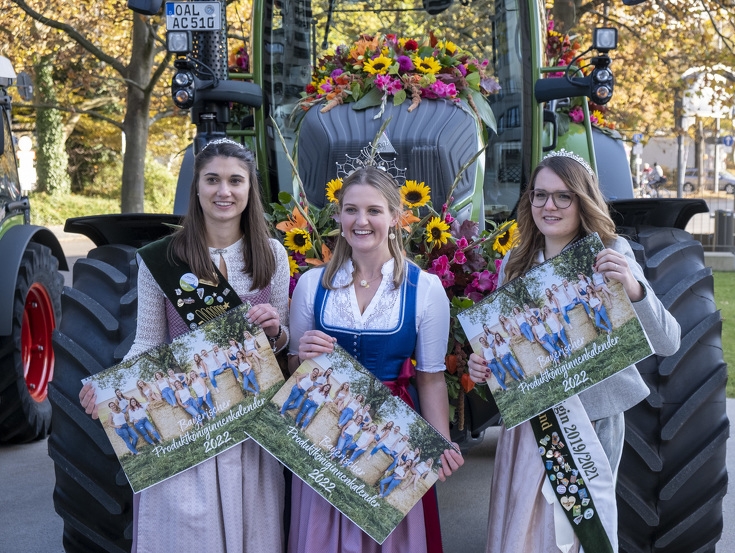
321, 167, 406, 290
505, 155, 617, 282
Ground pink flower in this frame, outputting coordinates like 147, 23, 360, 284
385, 78, 403, 95
569, 106, 584, 123
444, 212, 455, 224
429, 255, 450, 277
430, 80, 458, 99
374, 74, 392, 91
456, 236, 469, 249
439, 271, 455, 288
456, 64, 467, 77
330, 69, 344, 79
472, 269, 498, 292
463, 282, 484, 302
453, 251, 467, 265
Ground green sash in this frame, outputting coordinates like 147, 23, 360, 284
138, 235, 242, 330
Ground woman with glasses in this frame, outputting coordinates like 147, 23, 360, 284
467, 152, 680, 553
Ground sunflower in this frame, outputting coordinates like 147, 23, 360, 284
493, 221, 518, 255
401, 180, 431, 208
413, 56, 441, 74
426, 217, 451, 246
284, 228, 313, 255
288, 255, 300, 277
325, 178, 343, 203
437, 40, 459, 55
363, 55, 393, 75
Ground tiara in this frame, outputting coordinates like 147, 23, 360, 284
202, 137, 245, 151
335, 132, 407, 185
542, 148, 595, 177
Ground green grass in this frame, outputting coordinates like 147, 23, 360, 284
713, 272, 735, 398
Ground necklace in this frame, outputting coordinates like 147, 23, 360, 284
358, 274, 382, 288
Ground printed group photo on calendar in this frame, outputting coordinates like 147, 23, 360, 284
243, 345, 456, 544
82, 303, 284, 493
458, 234, 654, 428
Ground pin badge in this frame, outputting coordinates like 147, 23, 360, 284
180, 273, 198, 292
583, 508, 594, 520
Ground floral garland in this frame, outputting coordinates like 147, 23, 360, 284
298, 32, 500, 129
269, 174, 516, 419
546, 17, 615, 131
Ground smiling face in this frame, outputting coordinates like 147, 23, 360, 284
479, 336, 489, 348
196, 156, 251, 231
531, 167, 581, 247
338, 183, 398, 260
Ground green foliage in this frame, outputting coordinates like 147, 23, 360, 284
28, 191, 119, 226
713, 272, 735, 398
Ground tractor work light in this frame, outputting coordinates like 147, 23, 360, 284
172, 64, 195, 109
592, 28, 618, 53
167, 31, 192, 54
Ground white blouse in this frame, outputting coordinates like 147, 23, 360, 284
126, 238, 290, 359
289, 259, 449, 373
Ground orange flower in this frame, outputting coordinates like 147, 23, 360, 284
399, 209, 420, 230
445, 354, 457, 375
276, 206, 308, 233
460, 372, 475, 393
305, 244, 333, 266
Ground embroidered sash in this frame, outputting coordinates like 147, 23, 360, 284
138, 235, 242, 329
531, 396, 617, 553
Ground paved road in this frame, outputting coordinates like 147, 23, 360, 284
0, 230, 732, 552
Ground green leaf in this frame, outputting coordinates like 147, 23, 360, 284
556, 111, 570, 136
388, 63, 399, 75
351, 81, 362, 101
393, 89, 407, 106
465, 71, 480, 89
352, 86, 384, 110
468, 89, 497, 133
278, 191, 294, 204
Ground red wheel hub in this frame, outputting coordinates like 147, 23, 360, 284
21, 283, 56, 402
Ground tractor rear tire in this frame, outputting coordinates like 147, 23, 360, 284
48, 244, 138, 553
618, 227, 728, 553
0, 242, 62, 443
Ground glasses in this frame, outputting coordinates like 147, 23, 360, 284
529, 189, 576, 208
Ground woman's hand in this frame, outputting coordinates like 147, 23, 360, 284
437, 443, 464, 481
79, 382, 99, 420
467, 352, 491, 384
594, 248, 643, 301
298, 330, 336, 363
247, 303, 281, 336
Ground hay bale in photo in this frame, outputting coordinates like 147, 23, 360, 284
303, 402, 340, 448
352, 449, 394, 487
252, 354, 284, 393
564, 305, 599, 348
148, 400, 196, 441
384, 470, 439, 515
509, 335, 552, 377
101, 421, 139, 458
206, 370, 244, 412
603, 282, 635, 328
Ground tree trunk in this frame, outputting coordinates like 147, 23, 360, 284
34, 56, 71, 195
120, 14, 156, 213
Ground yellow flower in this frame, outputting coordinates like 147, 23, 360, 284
325, 178, 343, 203
413, 56, 441, 74
493, 221, 518, 255
363, 55, 393, 75
426, 217, 451, 246
288, 256, 299, 277
592, 110, 605, 125
437, 40, 458, 55
317, 77, 334, 95
401, 180, 431, 208
284, 228, 312, 255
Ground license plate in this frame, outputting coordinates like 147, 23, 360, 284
165, 2, 222, 31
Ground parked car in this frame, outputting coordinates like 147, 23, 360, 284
683, 168, 735, 193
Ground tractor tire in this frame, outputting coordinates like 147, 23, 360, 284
0, 242, 62, 443
48, 244, 138, 553
618, 227, 728, 553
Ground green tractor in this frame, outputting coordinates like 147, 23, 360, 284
48, 1, 727, 552
0, 55, 65, 444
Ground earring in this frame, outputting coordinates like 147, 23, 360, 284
341, 231, 345, 237
388, 232, 396, 240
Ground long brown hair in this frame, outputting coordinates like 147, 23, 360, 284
171, 141, 275, 290
505, 155, 617, 282
322, 166, 406, 290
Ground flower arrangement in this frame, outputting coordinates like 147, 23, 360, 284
545, 17, 615, 131
267, 125, 516, 426
298, 32, 500, 130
